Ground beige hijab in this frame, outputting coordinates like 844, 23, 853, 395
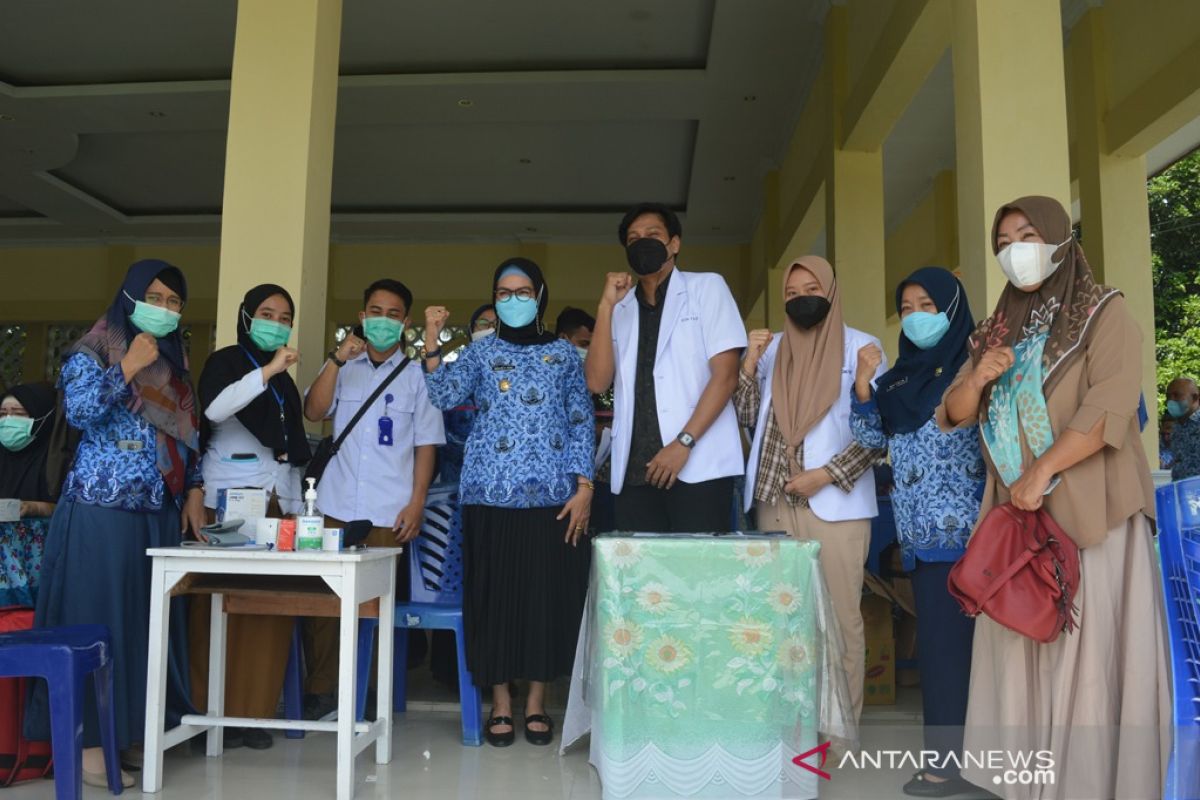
771, 256, 845, 473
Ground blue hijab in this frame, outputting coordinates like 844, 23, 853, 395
874, 267, 974, 435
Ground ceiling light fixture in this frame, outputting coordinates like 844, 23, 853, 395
723, 176, 736, 181
518, 158, 532, 164
525, 226, 538, 232
148, 111, 167, 118
0, 114, 14, 122
743, 95, 757, 102
457, 99, 473, 108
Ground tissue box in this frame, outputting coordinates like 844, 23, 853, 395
216, 487, 268, 525
0, 499, 20, 523
322, 528, 343, 552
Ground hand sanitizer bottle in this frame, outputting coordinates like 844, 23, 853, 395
297, 478, 324, 551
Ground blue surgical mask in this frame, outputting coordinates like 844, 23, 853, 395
363, 316, 404, 351
901, 311, 950, 350
1167, 399, 1193, 419
126, 291, 181, 338
496, 294, 539, 328
247, 315, 292, 352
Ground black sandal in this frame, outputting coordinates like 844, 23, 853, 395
524, 713, 554, 746
485, 715, 515, 748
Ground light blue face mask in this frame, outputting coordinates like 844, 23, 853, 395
901, 311, 950, 350
900, 285, 960, 350
125, 291, 181, 338
1167, 399, 1194, 419
496, 294, 539, 328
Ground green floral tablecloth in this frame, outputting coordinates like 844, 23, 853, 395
562, 534, 856, 799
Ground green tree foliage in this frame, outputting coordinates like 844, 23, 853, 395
1149, 149, 1200, 413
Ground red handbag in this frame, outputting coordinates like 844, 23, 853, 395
947, 503, 1081, 643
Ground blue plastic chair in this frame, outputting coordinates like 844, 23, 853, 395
359, 485, 483, 746
281, 617, 379, 739
0, 624, 123, 798
1155, 476, 1200, 800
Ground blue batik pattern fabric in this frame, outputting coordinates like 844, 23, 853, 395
425, 336, 595, 508
1172, 410, 1200, 481
851, 393, 986, 571
58, 353, 201, 512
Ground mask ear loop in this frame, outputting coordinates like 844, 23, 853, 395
240, 307, 254, 335
944, 285, 962, 323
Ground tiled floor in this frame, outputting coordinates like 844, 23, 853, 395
6, 687, 999, 799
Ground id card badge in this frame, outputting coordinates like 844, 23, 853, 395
378, 416, 394, 446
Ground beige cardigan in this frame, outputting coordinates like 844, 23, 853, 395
937, 295, 1155, 549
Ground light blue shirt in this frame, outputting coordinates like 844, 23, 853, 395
314, 351, 445, 527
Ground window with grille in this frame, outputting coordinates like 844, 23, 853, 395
0, 325, 26, 389
45, 323, 90, 382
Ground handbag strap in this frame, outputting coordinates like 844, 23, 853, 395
968, 548, 1038, 612
329, 355, 412, 454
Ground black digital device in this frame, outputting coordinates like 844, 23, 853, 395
343, 519, 373, 548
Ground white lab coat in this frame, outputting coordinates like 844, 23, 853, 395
609, 269, 747, 494
743, 327, 886, 521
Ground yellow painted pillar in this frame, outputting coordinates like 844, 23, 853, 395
1071, 8, 1158, 458
216, 0, 342, 392
951, 0, 1072, 313
826, 7, 887, 340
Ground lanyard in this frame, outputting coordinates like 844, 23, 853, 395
241, 346, 289, 453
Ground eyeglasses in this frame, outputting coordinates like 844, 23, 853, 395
494, 288, 536, 302
144, 292, 184, 312
475, 318, 496, 330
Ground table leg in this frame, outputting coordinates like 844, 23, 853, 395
142, 560, 171, 793
336, 566, 360, 800
206, 592, 227, 757
375, 565, 396, 764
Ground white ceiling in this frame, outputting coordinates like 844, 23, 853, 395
1, 0, 1192, 249
0, 0, 828, 245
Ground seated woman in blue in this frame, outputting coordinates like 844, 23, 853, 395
849, 267, 986, 799
30, 259, 203, 787
422, 258, 594, 748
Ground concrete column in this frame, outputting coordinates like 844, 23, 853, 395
215, 0, 343, 391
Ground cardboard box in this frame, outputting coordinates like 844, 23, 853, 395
216, 487, 268, 526
276, 519, 296, 551
862, 593, 896, 705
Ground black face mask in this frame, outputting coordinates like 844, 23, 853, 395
785, 296, 832, 329
625, 238, 670, 276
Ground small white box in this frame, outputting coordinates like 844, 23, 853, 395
0, 499, 20, 523
255, 517, 280, 547
216, 487, 268, 526
322, 527, 343, 552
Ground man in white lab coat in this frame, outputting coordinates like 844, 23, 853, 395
585, 203, 746, 532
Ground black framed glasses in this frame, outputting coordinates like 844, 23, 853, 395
494, 288, 536, 302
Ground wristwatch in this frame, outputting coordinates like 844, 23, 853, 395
676, 431, 696, 449
327, 349, 346, 367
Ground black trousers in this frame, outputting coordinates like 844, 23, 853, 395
613, 476, 735, 533
911, 559, 975, 779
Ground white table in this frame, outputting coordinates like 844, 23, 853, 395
141, 547, 400, 800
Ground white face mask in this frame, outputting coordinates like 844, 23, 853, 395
575, 346, 589, 362
471, 327, 496, 342
996, 236, 1072, 289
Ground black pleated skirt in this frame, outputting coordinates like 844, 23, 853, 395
461, 504, 591, 688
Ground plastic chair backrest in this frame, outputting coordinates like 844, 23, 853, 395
1155, 478, 1200, 731
408, 484, 464, 606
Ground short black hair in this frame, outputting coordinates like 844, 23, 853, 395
362, 279, 413, 315
618, 202, 683, 245
555, 307, 596, 337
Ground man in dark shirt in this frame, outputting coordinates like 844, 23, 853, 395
585, 203, 746, 532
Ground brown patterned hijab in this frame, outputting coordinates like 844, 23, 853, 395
771, 256, 845, 473
968, 196, 1120, 412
